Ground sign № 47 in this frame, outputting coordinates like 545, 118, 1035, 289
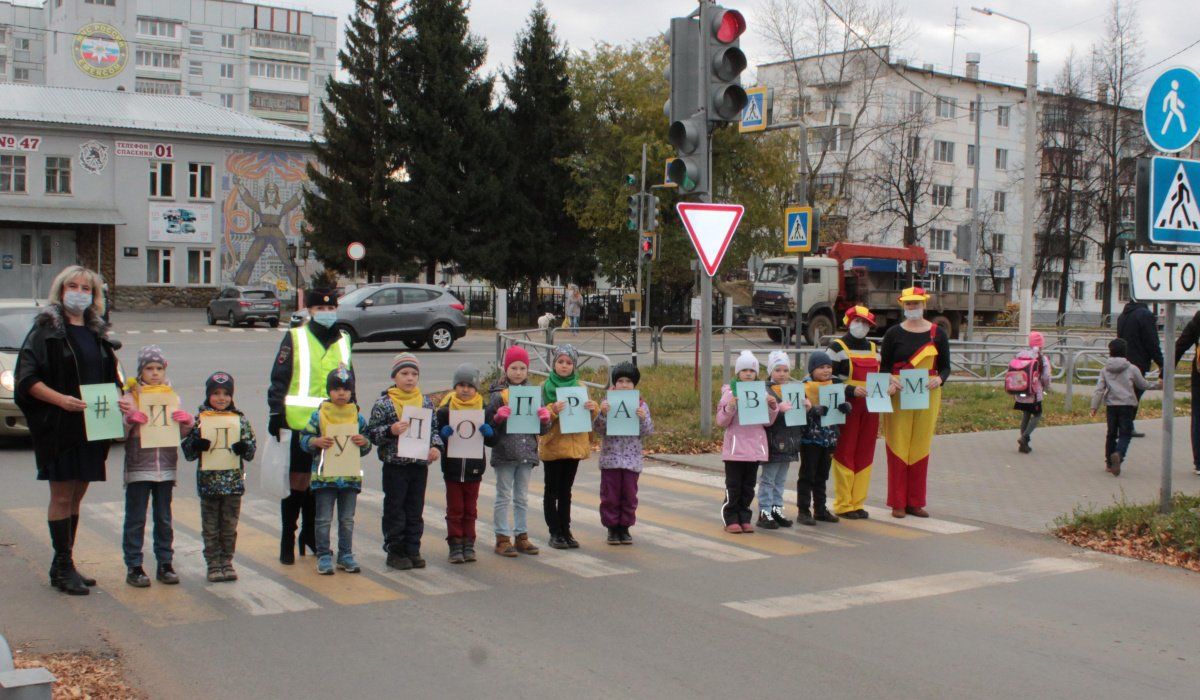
0, 135, 41, 151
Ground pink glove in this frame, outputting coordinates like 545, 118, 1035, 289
537, 407, 551, 424
127, 410, 148, 425
778, 402, 793, 413
495, 406, 511, 423
172, 410, 194, 427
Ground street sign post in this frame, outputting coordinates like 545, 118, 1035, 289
347, 241, 365, 284
1143, 67, 1200, 153
784, 206, 815, 345
739, 86, 767, 133
677, 202, 745, 276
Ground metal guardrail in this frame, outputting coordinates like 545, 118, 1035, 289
548, 325, 654, 358
496, 331, 612, 389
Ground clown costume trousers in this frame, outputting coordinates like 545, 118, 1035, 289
882, 386, 941, 510
832, 395, 879, 514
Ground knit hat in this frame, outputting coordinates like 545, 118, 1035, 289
305, 288, 339, 308
503, 346, 530, 371
451, 363, 480, 390
552, 344, 579, 366
391, 352, 420, 377
734, 350, 759, 375
137, 345, 166, 374
205, 371, 235, 398
610, 361, 641, 387
326, 367, 355, 393
808, 350, 834, 374
1109, 338, 1128, 358
1029, 331, 1045, 348
767, 350, 791, 373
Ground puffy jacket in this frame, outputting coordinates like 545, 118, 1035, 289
1092, 357, 1157, 409
181, 404, 255, 498
123, 419, 185, 484
716, 384, 778, 462
538, 389, 597, 461
594, 400, 653, 472
485, 381, 544, 466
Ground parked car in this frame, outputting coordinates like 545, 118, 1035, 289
289, 283, 467, 351
207, 287, 281, 327
0, 305, 38, 436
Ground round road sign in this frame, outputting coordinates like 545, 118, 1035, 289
347, 242, 366, 261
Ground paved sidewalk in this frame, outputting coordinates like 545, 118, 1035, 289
650, 418, 1200, 533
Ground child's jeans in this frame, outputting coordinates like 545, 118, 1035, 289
123, 480, 174, 568
757, 461, 790, 510
493, 462, 533, 537
1106, 405, 1137, 461
314, 487, 358, 560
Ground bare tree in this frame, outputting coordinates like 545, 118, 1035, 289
863, 107, 949, 246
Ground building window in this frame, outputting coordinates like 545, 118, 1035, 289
149, 161, 173, 198
969, 100, 979, 122
84, 0, 116, 5
136, 49, 181, 71
188, 163, 213, 199
249, 60, 309, 81
936, 96, 956, 118
221, 34, 236, 49
137, 19, 181, 40
16, 37, 30, 51
995, 148, 1009, 170
19, 235, 31, 265
1072, 281, 1086, 300
967, 145, 976, 166
929, 227, 952, 251
189, 91, 202, 98
965, 188, 975, 208
1117, 278, 1131, 302
906, 135, 921, 158
931, 184, 953, 207
994, 191, 1007, 212
220, 63, 235, 79
1120, 198, 1135, 220
45, 156, 71, 194
0, 155, 27, 193
997, 105, 1011, 127
187, 249, 214, 285
992, 234, 1005, 252
135, 78, 181, 95
189, 61, 203, 76
189, 30, 204, 46
315, 47, 325, 60
39, 236, 51, 265
220, 94, 234, 109
1094, 281, 1105, 301
14, 67, 30, 82
147, 248, 173, 284
250, 90, 308, 113
251, 31, 310, 54
933, 140, 955, 163
1041, 277, 1061, 299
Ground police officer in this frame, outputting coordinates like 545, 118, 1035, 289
267, 289, 352, 564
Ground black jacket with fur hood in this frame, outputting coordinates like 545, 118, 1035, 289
15, 304, 121, 466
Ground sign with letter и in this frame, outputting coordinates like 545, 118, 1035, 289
1144, 67, 1200, 154
1129, 252, 1200, 302
784, 206, 815, 253
1149, 156, 1200, 245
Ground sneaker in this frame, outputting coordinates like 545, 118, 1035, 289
386, 552, 413, 570
126, 566, 150, 588
724, 523, 742, 534
1131, 430, 1146, 438
317, 555, 334, 575
756, 511, 779, 530
221, 564, 238, 582
156, 563, 179, 585
797, 507, 816, 527
548, 535, 570, 549
564, 532, 580, 549
814, 510, 840, 523
740, 522, 755, 533
1194, 467, 1200, 476
206, 566, 223, 583
408, 554, 426, 569
1018, 437, 1031, 454
606, 528, 621, 545
771, 507, 793, 528
1108, 452, 1122, 476
619, 526, 633, 545
337, 555, 361, 573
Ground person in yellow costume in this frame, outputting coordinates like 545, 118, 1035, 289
879, 288, 950, 518
828, 305, 882, 518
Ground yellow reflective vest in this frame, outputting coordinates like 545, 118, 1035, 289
284, 326, 352, 430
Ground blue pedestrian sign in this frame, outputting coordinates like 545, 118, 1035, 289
740, 86, 767, 133
784, 206, 815, 253
1149, 156, 1200, 245
1143, 67, 1200, 153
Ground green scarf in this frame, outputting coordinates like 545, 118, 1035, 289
541, 370, 579, 405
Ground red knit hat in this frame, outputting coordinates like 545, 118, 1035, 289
503, 346, 530, 371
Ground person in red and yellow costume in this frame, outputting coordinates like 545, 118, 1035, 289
828, 305, 881, 519
880, 288, 951, 518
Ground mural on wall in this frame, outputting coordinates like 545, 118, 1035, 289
220, 150, 309, 290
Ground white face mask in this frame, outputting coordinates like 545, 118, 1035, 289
849, 321, 870, 339
904, 307, 925, 321
63, 290, 92, 315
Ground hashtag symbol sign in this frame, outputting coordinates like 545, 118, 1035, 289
93, 394, 109, 419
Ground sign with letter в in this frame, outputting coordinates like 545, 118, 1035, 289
784, 206, 815, 253
735, 381, 769, 426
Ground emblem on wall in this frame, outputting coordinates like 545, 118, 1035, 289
78, 140, 109, 175
72, 23, 129, 79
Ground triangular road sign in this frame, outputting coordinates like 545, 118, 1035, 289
677, 202, 745, 276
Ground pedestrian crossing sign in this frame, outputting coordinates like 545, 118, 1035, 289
740, 86, 768, 133
1149, 155, 1200, 245
784, 206, 815, 253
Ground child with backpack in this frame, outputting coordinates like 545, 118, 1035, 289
1008, 331, 1053, 454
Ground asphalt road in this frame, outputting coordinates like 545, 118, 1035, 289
1, 317, 1198, 698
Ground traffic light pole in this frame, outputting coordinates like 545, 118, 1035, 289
700, 132, 714, 437
633, 144, 650, 367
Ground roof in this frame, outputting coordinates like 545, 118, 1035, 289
0, 84, 314, 144
0, 205, 124, 225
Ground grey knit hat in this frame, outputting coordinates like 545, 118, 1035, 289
552, 344, 579, 366
137, 344, 167, 374
451, 363, 479, 390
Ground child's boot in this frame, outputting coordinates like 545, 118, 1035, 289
513, 533, 539, 555
771, 506, 794, 528
606, 527, 620, 545
448, 538, 465, 564
156, 562, 180, 584
495, 534, 518, 557
619, 526, 633, 545
814, 508, 840, 523
221, 559, 238, 582
462, 538, 477, 562
1108, 452, 1122, 476
756, 509, 779, 530
797, 507, 816, 527
206, 561, 223, 583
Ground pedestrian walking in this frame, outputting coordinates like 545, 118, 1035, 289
15, 265, 121, 595
716, 351, 779, 533
759, 350, 804, 529
1010, 331, 1053, 454
594, 362, 653, 545
485, 346, 549, 557
539, 344, 598, 549
1091, 339, 1162, 476
267, 289, 353, 565
436, 364, 496, 564
880, 287, 951, 518
1116, 299, 1164, 436
1173, 310, 1200, 476
828, 305, 882, 519
119, 345, 193, 588
564, 285, 583, 333
181, 371, 256, 582
367, 353, 442, 571
797, 351, 852, 526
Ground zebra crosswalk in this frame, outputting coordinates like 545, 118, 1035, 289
2, 464, 982, 628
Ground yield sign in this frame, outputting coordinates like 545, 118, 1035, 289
677, 202, 745, 276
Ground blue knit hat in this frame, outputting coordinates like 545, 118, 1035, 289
807, 350, 833, 374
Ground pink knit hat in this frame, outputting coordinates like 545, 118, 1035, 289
503, 345, 530, 370
1029, 331, 1045, 348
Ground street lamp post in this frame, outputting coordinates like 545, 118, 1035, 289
973, 7, 1037, 336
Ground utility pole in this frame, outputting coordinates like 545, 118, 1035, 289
794, 125, 808, 348
968, 92, 982, 341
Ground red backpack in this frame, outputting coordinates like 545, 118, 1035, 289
1005, 352, 1043, 396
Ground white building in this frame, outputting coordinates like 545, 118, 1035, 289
0, 0, 337, 134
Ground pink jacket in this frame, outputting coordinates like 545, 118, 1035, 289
716, 384, 778, 462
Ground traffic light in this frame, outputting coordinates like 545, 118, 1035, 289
702, 4, 748, 124
627, 194, 642, 231
668, 113, 708, 193
666, 16, 707, 194
640, 233, 657, 262
644, 194, 659, 232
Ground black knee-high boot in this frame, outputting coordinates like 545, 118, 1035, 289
69, 514, 96, 586
48, 518, 87, 595
299, 488, 316, 556
280, 491, 302, 565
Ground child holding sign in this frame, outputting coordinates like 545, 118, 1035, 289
594, 362, 653, 545
367, 353, 443, 571
797, 352, 852, 526
716, 351, 779, 533
485, 346, 551, 557
437, 364, 497, 564
759, 351, 807, 529
120, 346, 193, 588
300, 369, 370, 575
538, 345, 599, 550
181, 372, 256, 582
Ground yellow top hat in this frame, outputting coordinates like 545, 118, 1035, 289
897, 286, 930, 303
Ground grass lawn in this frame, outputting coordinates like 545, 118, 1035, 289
1056, 494, 1200, 571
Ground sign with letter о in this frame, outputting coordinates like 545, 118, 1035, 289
397, 406, 434, 461
199, 411, 241, 471
447, 409, 486, 460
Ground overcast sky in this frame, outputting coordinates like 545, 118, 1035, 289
275, 0, 1196, 99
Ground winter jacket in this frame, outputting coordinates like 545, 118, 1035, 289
123, 415, 187, 484
594, 400, 653, 472
435, 405, 497, 482
801, 379, 851, 449
485, 381, 545, 466
366, 391, 442, 466
300, 403, 370, 491
1091, 357, 1158, 410
1116, 302, 1164, 373
538, 388, 598, 462
764, 383, 804, 461
181, 404, 256, 498
1174, 310, 1200, 383
14, 304, 121, 469
716, 384, 779, 462
1012, 349, 1052, 404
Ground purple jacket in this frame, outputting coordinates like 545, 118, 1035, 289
716, 385, 778, 462
594, 401, 653, 472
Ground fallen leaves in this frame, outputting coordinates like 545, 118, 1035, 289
1057, 526, 1200, 573
12, 650, 145, 700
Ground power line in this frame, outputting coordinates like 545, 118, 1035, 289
1131, 37, 1200, 79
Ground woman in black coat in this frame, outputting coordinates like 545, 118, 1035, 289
15, 265, 122, 595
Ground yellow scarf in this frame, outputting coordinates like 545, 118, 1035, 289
804, 379, 831, 407
437, 391, 484, 410
318, 401, 358, 432
387, 386, 424, 416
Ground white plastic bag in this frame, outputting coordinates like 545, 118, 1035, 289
260, 429, 292, 500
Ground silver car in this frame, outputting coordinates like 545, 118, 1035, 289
207, 286, 281, 327
290, 283, 468, 351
